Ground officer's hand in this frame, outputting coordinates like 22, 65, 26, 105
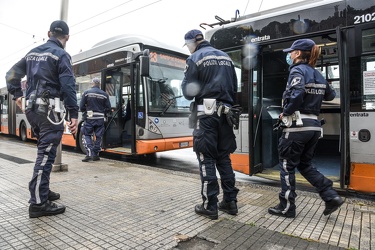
16, 97, 24, 112
68, 118, 78, 136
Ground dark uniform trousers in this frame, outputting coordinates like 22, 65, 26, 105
278, 128, 338, 213
26, 108, 64, 205
82, 119, 105, 157
193, 113, 239, 210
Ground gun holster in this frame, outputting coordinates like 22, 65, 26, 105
188, 101, 197, 129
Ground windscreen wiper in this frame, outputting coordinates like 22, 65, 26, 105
160, 95, 182, 115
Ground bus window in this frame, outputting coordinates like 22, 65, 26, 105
75, 74, 100, 106
350, 26, 375, 112
227, 50, 245, 111
362, 28, 375, 53
361, 55, 375, 110
146, 54, 191, 114
1, 95, 7, 115
316, 64, 340, 104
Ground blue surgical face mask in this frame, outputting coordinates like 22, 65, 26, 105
286, 53, 293, 65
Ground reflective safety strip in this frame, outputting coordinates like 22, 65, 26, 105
200, 152, 209, 209
282, 159, 292, 214
203, 182, 208, 209
300, 114, 317, 119
283, 127, 321, 132
35, 170, 43, 204
87, 111, 105, 120
41, 143, 53, 167
82, 135, 92, 156
26, 98, 63, 106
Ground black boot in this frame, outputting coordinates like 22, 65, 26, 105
268, 204, 295, 218
218, 200, 238, 215
48, 190, 60, 201
194, 204, 218, 220
323, 196, 344, 216
82, 156, 92, 162
29, 200, 66, 218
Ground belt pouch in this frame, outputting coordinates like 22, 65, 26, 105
203, 99, 216, 115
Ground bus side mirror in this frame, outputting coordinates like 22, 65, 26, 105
0, 95, 3, 104
140, 55, 150, 77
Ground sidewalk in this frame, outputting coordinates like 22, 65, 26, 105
0, 139, 374, 250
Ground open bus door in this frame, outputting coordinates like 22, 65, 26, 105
248, 51, 264, 175
347, 23, 375, 193
248, 33, 346, 184
102, 64, 136, 154
249, 42, 289, 177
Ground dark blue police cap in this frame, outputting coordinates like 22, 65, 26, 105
184, 29, 204, 41
50, 20, 69, 35
283, 39, 315, 52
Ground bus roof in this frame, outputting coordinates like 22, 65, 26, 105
72, 34, 188, 64
205, 0, 344, 40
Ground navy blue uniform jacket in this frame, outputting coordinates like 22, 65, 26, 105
282, 62, 336, 116
182, 41, 237, 105
79, 86, 111, 115
5, 37, 78, 119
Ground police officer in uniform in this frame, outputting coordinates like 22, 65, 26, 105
268, 39, 344, 218
80, 78, 111, 162
182, 29, 239, 220
6, 20, 79, 218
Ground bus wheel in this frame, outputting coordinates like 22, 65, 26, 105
20, 122, 27, 142
78, 130, 87, 154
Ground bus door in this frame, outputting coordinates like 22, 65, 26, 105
102, 65, 135, 154
253, 42, 290, 176
347, 23, 375, 193
248, 50, 264, 175
252, 34, 344, 183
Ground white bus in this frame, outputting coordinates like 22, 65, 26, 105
203, 0, 375, 194
1, 34, 193, 156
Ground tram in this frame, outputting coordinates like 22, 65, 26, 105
203, 0, 375, 193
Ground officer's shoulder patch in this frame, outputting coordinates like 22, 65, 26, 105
184, 64, 189, 73
290, 77, 301, 86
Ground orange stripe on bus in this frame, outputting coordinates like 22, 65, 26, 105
0, 126, 9, 134
136, 136, 193, 155
61, 134, 76, 147
230, 154, 250, 175
348, 163, 375, 193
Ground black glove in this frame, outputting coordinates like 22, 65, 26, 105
226, 105, 242, 129
273, 119, 283, 131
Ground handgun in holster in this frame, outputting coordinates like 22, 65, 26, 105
218, 102, 242, 130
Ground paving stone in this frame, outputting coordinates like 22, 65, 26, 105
0, 140, 373, 249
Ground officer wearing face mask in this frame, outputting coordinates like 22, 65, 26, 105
268, 39, 344, 218
182, 29, 239, 220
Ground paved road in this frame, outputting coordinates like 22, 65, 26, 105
0, 139, 374, 249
